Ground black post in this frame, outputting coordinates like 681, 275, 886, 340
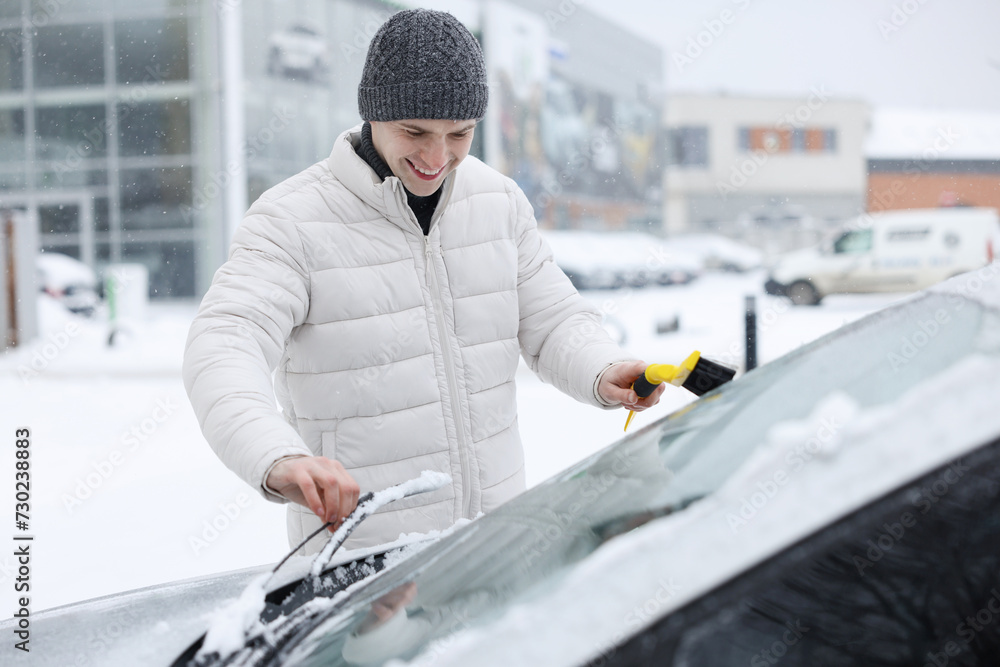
745, 295, 757, 372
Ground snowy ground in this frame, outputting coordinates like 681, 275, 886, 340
0, 270, 907, 613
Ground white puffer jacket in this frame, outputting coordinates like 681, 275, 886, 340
183, 125, 630, 553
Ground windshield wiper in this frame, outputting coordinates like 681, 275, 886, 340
172, 471, 451, 667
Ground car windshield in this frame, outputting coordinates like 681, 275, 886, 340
276, 290, 992, 667
833, 228, 873, 253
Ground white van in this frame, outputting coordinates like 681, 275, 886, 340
765, 207, 1000, 305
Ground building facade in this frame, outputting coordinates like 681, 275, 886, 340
0, 0, 663, 301
664, 93, 870, 251
0, 0, 214, 299
481, 0, 665, 232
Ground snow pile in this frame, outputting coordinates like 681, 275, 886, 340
762, 391, 857, 460
195, 573, 269, 660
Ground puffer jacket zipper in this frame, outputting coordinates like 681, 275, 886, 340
424, 236, 474, 518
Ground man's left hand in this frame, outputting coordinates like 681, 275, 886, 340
598, 360, 665, 411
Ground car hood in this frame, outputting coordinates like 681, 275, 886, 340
0, 539, 432, 667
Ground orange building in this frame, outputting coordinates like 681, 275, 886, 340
866, 110, 1000, 213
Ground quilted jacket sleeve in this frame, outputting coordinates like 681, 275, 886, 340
512, 186, 634, 408
182, 206, 313, 502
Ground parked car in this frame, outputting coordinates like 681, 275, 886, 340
11, 267, 1000, 667
267, 24, 329, 83
766, 207, 1000, 305
543, 230, 700, 290
659, 233, 764, 273
35, 251, 100, 317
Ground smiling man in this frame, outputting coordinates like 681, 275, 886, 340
183, 9, 662, 554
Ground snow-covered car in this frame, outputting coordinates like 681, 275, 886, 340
267, 24, 328, 82
660, 233, 764, 273
12, 267, 1000, 666
35, 251, 100, 317
543, 230, 700, 290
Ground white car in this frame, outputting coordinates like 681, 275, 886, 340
543, 230, 700, 290
766, 207, 1000, 305
659, 233, 764, 273
267, 25, 329, 83
11, 267, 1000, 667
35, 252, 100, 316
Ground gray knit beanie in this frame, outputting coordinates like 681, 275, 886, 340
358, 9, 489, 121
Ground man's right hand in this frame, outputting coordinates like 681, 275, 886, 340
266, 456, 361, 529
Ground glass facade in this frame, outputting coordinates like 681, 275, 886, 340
0, 0, 200, 297
1, 0, 661, 299
0, 0, 400, 299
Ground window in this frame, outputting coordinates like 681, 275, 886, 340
36, 168, 108, 190
739, 126, 838, 153
0, 29, 24, 90
34, 105, 108, 161
833, 229, 872, 254
117, 100, 191, 157
123, 239, 196, 298
738, 127, 751, 152
39, 204, 80, 235
739, 127, 791, 153
115, 19, 190, 84
791, 128, 805, 152
0, 169, 26, 190
34, 24, 105, 87
0, 109, 25, 162
119, 167, 193, 229
823, 129, 837, 152
31, 0, 106, 13
671, 126, 709, 167
95, 197, 110, 233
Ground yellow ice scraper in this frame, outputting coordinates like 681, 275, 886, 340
623, 351, 736, 431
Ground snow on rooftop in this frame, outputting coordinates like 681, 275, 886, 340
866, 108, 1000, 160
